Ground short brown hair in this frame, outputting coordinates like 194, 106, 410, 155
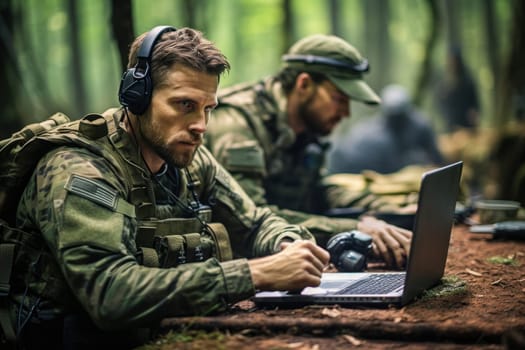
276, 67, 327, 94
127, 27, 230, 89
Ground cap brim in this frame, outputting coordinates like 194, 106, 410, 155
329, 76, 381, 105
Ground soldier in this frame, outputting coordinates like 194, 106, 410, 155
327, 84, 444, 174
206, 34, 412, 270
3, 26, 329, 349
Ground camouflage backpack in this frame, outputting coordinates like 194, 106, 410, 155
0, 112, 71, 343
0, 113, 71, 223
0, 111, 136, 344
0, 111, 233, 345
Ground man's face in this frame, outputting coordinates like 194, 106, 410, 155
140, 65, 218, 168
299, 79, 350, 136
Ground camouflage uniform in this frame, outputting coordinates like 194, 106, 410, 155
206, 78, 375, 246
11, 108, 313, 346
205, 34, 411, 246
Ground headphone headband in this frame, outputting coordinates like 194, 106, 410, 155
137, 25, 176, 60
134, 25, 177, 78
282, 54, 369, 73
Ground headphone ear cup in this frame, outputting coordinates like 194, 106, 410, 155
118, 26, 176, 115
118, 68, 152, 115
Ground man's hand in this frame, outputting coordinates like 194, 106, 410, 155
357, 216, 412, 269
248, 240, 330, 291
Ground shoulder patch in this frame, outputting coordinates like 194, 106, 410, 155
65, 174, 118, 211
224, 140, 265, 174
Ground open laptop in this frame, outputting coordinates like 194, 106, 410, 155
253, 161, 463, 308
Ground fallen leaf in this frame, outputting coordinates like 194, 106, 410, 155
465, 268, 482, 276
342, 334, 362, 346
321, 307, 341, 318
491, 278, 503, 285
394, 317, 402, 323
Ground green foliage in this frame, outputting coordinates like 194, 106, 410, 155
138, 329, 227, 350
487, 255, 520, 266
3, 0, 515, 129
421, 275, 468, 299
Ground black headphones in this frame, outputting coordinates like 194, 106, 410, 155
118, 25, 177, 115
282, 54, 369, 73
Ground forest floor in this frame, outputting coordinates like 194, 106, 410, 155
139, 223, 525, 350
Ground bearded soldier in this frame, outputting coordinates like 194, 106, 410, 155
0, 26, 329, 349
206, 34, 412, 269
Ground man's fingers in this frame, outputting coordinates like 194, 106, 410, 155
385, 226, 411, 253
373, 237, 394, 267
384, 229, 409, 268
294, 240, 330, 265
283, 240, 329, 274
397, 227, 412, 240
302, 243, 330, 273
357, 216, 413, 268
310, 242, 331, 266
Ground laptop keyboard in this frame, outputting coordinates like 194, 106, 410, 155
336, 274, 405, 295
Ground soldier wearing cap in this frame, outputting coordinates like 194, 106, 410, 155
206, 34, 412, 269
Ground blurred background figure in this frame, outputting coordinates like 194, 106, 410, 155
326, 84, 444, 175
434, 46, 481, 133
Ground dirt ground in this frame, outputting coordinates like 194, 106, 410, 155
143, 223, 525, 350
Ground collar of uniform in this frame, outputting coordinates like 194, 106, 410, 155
111, 108, 152, 177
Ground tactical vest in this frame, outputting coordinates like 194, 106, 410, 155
217, 79, 328, 213
0, 110, 232, 343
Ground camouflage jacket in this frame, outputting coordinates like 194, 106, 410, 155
13, 108, 313, 332
205, 77, 376, 244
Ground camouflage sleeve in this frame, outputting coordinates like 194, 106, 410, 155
206, 107, 359, 246
190, 146, 315, 258
267, 207, 359, 247
19, 147, 257, 331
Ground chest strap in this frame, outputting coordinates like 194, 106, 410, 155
0, 242, 16, 342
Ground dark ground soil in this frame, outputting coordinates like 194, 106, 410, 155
140, 223, 525, 350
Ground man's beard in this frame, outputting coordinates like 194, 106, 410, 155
298, 96, 332, 136
139, 117, 197, 168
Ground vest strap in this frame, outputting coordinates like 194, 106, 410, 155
0, 243, 16, 342
206, 223, 233, 261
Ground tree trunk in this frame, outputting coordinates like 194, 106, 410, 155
443, 0, 460, 47
364, 0, 389, 90
482, 0, 500, 125
67, 0, 86, 116
282, 0, 293, 53
12, 1, 55, 122
0, 0, 23, 138
111, 0, 134, 72
498, 0, 525, 125
329, 0, 342, 36
486, 0, 525, 204
413, 0, 440, 106
183, 0, 197, 29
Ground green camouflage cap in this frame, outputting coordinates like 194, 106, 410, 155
282, 34, 381, 105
